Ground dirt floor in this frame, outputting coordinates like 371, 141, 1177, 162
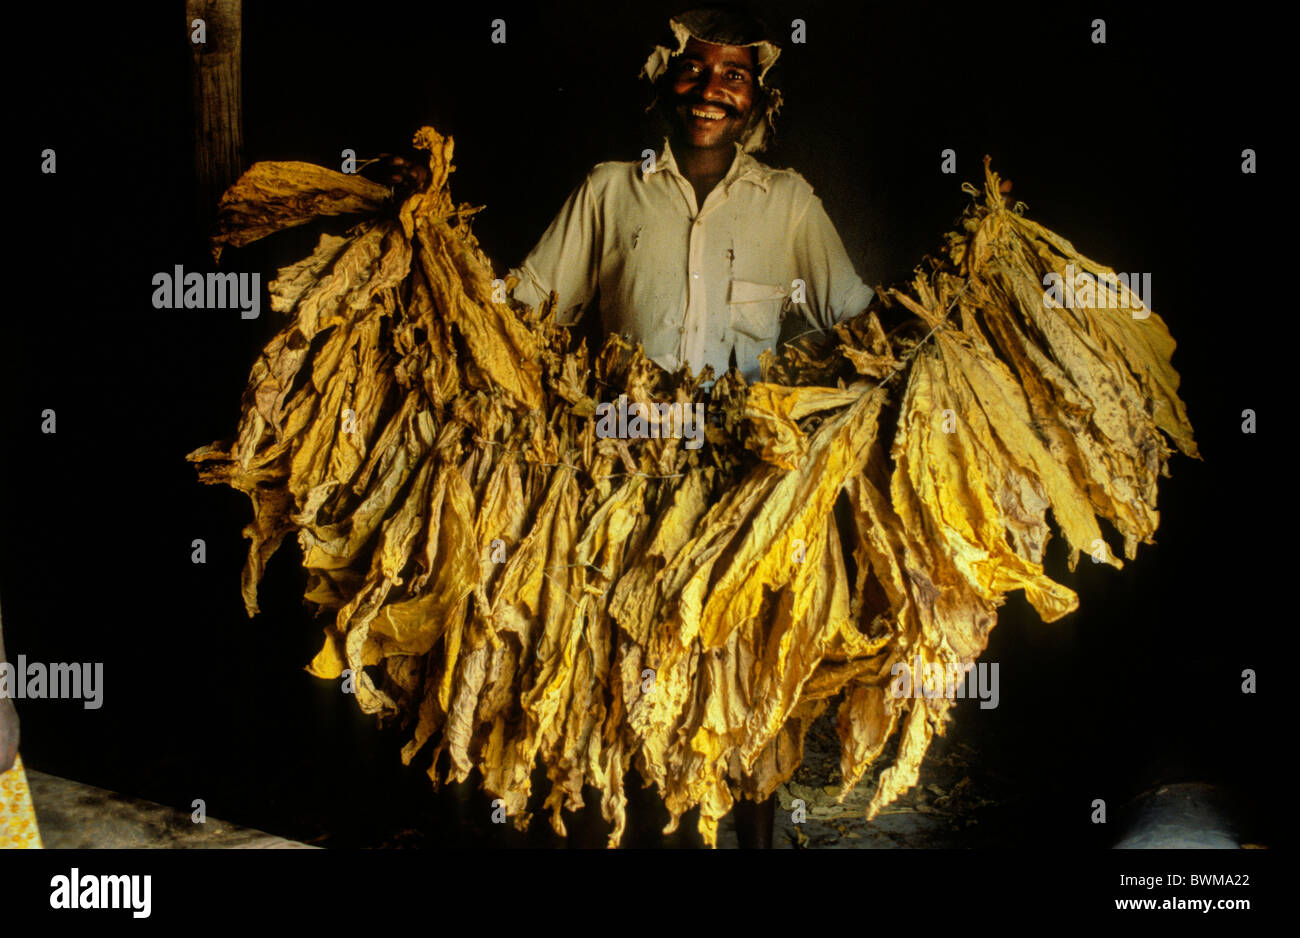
758, 704, 1020, 849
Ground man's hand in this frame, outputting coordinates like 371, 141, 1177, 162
362, 154, 431, 198
0, 695, 17, 774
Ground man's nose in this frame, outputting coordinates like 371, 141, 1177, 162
698, 71, 728, 101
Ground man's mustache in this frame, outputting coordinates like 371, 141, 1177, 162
674, 97, 739, 118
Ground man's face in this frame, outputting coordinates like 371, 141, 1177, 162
666, 37, 758, 151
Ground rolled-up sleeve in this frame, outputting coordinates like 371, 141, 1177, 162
790, 193, 874, 332
507, 173, 600, 326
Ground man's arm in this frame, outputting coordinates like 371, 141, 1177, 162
0, 599, 19, 774
507, 172, 601, 326
788, 192, 875, 333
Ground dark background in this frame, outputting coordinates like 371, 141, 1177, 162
1, 0, 1283, 848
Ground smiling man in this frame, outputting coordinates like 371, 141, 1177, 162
507, 5, 875, 384
504, 5, 875, 850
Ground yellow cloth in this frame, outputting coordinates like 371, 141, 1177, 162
0, 753, 43, 849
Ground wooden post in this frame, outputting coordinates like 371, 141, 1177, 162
187, 0, 244, 224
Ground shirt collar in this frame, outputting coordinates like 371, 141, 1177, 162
641, 137, 773, 193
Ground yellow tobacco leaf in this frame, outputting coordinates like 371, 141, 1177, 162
211, 161, 390, 260
695, 385, 888, 649
836, 685, 900, 796
891, 339, 1082, 622
865, 701, 934, 821
742, 383, 862, 469
192, 134, 1199, 849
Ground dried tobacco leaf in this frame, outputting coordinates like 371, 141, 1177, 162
189, 129, 1197, 846
211, 162, 391, 260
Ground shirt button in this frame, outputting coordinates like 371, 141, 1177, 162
678, 326, 686, 334
692, 272, 699, 279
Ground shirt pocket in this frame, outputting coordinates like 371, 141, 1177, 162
727, 279, 786, 377
728, 280, 786, 338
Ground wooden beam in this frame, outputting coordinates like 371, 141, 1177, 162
188, 0, 244, 223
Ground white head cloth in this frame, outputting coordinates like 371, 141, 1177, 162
640, 9, 784, 153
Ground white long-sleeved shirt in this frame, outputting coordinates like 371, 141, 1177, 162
507, 138, 874, 382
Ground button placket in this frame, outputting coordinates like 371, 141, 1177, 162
685, 215, 706, 366
686, 189, 727, 370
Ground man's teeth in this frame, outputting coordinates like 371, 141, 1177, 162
690, 108, 725, 120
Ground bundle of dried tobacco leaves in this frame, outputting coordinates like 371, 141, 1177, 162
188, 127, 1198, 846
